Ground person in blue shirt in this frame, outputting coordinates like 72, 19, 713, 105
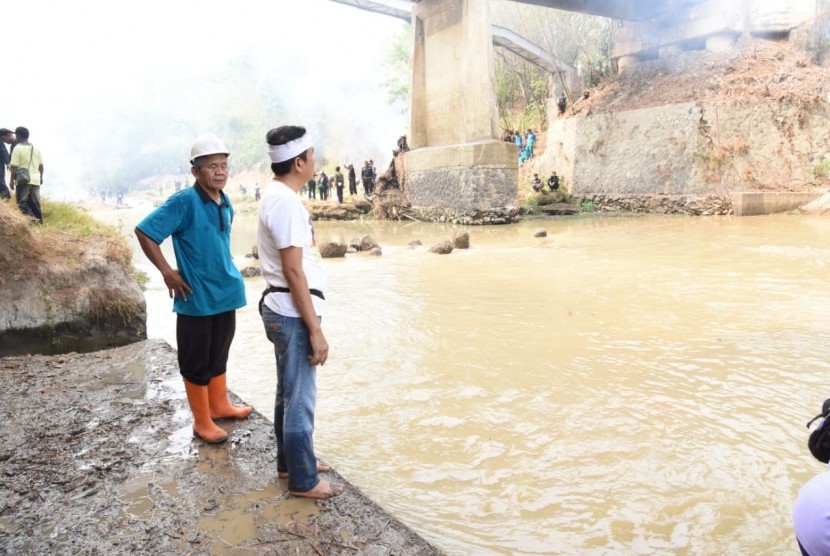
135, 133, 250, 444
513, 131, 523, 149
525, 128, 536, 159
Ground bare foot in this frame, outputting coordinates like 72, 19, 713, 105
192, 424, 229, 444
289, 480, 344, 499
211, 404, 252, 420
278, 462, 332, 479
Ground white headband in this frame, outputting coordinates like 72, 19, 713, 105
267, 135, 313, 163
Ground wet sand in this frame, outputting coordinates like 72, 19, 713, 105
0, 339, 440, 555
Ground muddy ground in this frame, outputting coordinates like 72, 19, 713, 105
0, 339, 441, 555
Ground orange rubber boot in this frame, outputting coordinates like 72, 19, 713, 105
183, 379, 229, 444
207, 373, 252, 420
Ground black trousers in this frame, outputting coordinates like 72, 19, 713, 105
16, 183, 43, 223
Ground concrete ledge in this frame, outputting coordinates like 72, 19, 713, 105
731, 192, 821, 216
405, 140, 517, 171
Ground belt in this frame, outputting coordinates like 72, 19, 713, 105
258, 285, 325, 315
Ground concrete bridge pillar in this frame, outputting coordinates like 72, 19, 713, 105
405, 0, 518, 223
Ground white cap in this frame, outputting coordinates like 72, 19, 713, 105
190, 133, 230, 163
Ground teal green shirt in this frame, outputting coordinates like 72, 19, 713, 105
136, 182, 246, 316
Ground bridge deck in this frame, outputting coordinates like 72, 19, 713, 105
508, 0, 701, 21
328, 0, 570, 75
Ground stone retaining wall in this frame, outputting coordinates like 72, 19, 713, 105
572, 194, 734, 215
405, 141, 518, 224
410, 205, 520, 225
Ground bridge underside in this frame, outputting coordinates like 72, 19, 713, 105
504, 0, 699, 21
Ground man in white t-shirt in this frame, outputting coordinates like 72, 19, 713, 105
257, 125, 343, 500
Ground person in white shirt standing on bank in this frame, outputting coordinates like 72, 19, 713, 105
256, 125, 343, 499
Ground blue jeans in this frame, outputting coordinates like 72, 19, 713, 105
261, 306, 320, 492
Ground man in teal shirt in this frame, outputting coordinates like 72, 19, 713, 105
135, 134, 250, 444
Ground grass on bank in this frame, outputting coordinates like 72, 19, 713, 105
8, 199, 147, 287
40, 200, 122, 236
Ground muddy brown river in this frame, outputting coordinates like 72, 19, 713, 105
113, 201, 829, 555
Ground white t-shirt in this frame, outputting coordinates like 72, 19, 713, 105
257, 180, 326, 317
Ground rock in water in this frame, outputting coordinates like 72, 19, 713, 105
319, 242, 348, 258
452, 231, 470, 249
429, 240, 454, 255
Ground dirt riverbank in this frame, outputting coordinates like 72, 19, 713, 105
0, 339, 440, 555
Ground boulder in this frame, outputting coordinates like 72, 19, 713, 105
408, 240, 422, 248
429, 240, 454, 255
367, 247, 382, 257
539, 203, 580, 216
0, 203, 146, 356
240, 266, 261, 277
537, 191, 566, 205
452, 231, 470, 249
353, 198, 373, 214
359, 235, 379, 252
319, 241, 348, 258
533, 229, 548, 238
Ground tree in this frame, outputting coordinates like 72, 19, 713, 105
491, 0, 612, 129
382, 27, 412, 113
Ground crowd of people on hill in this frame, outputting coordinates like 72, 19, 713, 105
1, 126, 44, 224
502, 128, 537, 165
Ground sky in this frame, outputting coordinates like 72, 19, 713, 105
3, 0, 409, 198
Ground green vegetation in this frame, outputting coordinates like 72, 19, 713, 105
694, 148, 733, 173
40, 200, 120, 236
39, 291, 55, 320
491, 0, 613, 131
522, 195, 540, 213
89, 289, 142, 327
35, 200, 138, 278
813, 159, 830, 179
693, 141, 749, 181
579, 199, 596, 214
132, 268, 150, 290
383, 28, 412, 113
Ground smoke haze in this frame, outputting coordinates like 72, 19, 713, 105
4, 0, 408, 199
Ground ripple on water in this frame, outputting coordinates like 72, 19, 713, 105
126, 215, 830, 554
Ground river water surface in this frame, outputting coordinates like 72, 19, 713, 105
115, 201, 830, 555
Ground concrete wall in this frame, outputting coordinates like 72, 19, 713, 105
541, 99, 830, 196
732, 191, 821, 215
